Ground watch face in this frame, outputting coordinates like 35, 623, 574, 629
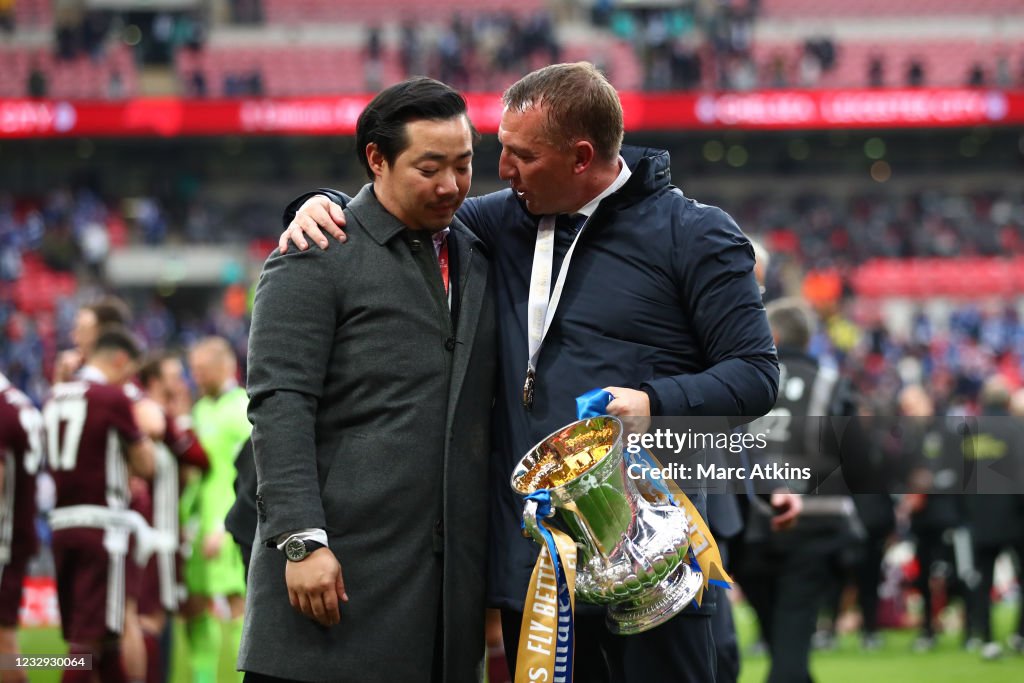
285, 538, 306, 561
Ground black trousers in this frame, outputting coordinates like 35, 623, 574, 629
913, 529, 947, 637
856, 532, 888, 635
711, 541, 739, 683
711, 587, 739, 683
970, 545, 1003, 642
738, 535, 840, 683
501, 607, 716, 683
968, 541, 1024, 642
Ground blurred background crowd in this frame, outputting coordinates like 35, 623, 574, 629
1, 0, 1024, 99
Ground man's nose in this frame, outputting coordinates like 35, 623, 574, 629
498, 151, 514, 180
436, 170, 458, 195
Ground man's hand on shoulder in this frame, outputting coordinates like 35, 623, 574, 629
279, 195, 348, 254
285, 548, 348, 627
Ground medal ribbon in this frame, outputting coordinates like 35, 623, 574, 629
523, 214, 590, 407
576, 388, 733, 604
515, 489, 577, 683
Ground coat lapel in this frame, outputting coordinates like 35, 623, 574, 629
349, 183, 452, 320
445, 220, 485, 429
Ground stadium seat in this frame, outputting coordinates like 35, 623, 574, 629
761, 0, 1024, 19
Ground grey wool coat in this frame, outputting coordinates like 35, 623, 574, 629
239, 184, 496, 682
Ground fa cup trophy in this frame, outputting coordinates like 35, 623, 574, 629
511, 416, 703, 635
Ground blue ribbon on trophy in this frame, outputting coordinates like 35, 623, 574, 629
517, 490, 575, 683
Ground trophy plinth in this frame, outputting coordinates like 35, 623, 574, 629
512, 417, 702, 635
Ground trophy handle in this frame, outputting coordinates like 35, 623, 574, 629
521, 498, 554, 545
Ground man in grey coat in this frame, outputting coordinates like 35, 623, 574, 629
239, 78, 496, 683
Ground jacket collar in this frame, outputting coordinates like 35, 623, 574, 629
577, 156, 632, 218
347, 183, 413, 246
348, 182, 480, 251
618, 145, 672, 200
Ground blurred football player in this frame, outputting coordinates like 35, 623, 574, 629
44, 326, 157, 683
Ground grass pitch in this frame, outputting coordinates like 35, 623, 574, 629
16, 602, 1023, 682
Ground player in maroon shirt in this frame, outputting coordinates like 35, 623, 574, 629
0, 372, 43, 683
53, 296, 169, 683
44, 327, 156, 683
135, 351, 210, 683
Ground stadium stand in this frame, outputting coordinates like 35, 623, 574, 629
175, 44, 404, 97
11, 0, 53, 28
0, 43, 138, 99
760, 0, 1024, 18
747, 40, 1024, 89
4, 0, 1019, 98
263, 0, 546, 24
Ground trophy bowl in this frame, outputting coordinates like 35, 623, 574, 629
511, 416, 703, 635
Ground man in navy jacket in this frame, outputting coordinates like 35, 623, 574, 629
281, 62, 778, 682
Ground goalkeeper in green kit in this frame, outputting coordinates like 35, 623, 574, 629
181, 336, 251, 683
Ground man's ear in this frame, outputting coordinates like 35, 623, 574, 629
366, 143, 387, 178
572, 140, 596, 175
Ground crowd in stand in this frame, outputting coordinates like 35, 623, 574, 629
51, 6, 204, 65
604, 0, 1024, 92
14, 0, 1024, 98
379, 11, 563, 92
733, 190, 1024, 269
795, 291, 1024, 415
0, 188, 252, 406
3, 183, 1024, 418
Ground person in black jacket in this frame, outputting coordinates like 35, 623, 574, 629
1009, 388, 1024, 655
897, 384, 965, 653
278, 62, 779, 682
734, 297, 860, 683
963, 375, 1024, 660
850, 491, 896, 649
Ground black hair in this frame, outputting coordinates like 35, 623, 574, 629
355, 77, 476, 180
138, 350, 178, 388
92, 325, 143, 361
86, 296, 131, 327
